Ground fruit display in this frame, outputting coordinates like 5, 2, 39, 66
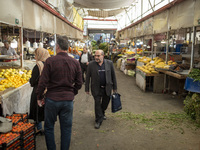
153, 57, 177, 70
137, 56, 152, 63
0, 68, 32, 91
0, 133, 20, 147
12, 122, 34, 133
47, 49, 54, 55
6, 113, 28, 124
137, 48, 143, 54
137, 64, 158, 74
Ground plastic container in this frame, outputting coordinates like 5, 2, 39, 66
184, 77, 200, 93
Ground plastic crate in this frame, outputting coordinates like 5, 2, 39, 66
184, 77, 200, 93
0, 133, 20, 150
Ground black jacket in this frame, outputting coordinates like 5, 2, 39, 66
85, 59, 117, 97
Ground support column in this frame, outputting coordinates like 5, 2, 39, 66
190, 26, 196, 69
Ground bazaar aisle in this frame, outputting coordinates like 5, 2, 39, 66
36, 67, 200, 150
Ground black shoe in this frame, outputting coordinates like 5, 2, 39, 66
94, 122, 101, 129
103, 115, 107, 120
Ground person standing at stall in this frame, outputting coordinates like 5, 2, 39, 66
36, 36, 82, 150
79, 46, 93, 83
85, 50, 117, 129
29, 48, 50, 135
97, 36, 103, 48
1, 41, 19, 58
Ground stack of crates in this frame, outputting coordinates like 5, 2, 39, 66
0, 113, 36, 150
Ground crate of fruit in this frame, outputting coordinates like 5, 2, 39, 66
0, 132, 21, 150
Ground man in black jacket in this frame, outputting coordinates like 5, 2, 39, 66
85, 50, 117, 129
79, 47, 92, 83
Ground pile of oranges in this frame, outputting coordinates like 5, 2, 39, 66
12, 122, 34, 133
0, 69, 32, 91
0, 133, 20, 144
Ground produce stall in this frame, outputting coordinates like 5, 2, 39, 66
0, 68, 32, 116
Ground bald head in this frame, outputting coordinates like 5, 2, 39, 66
95, 50, 104, 64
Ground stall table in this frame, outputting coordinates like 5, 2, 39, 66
0, 82, 32, 116
136, 68, 164, 92
159, 70, 189, 95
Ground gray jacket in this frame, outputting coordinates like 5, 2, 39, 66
85, 59, 117, 96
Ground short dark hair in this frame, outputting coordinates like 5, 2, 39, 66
57, 36, 69, 51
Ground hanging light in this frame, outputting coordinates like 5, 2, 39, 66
33, 31, 38, 49
147, 45, 150, 48
0, 26, 4, 47
50, 41, 55, 46
25, 30, 30, 48
39, 42, 43, 48
11, 38, 18, 48
161, 39, 166, 44
10, 27, 18, 48
153, 43, 157, 47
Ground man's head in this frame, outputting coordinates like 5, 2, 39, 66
56, 36, 69, 53
100, 36, 102, 40
4, 41, 10, 49
94, 50, 104, 64
83, 46, 88, 54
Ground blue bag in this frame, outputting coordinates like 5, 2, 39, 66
111, 93, 122, 113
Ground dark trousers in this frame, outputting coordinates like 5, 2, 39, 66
81, 63, 87, 82
44, 98, 73, 150
93, 88, 110, 123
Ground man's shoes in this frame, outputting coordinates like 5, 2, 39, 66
103, 115, 107, 120
94, 122, 101, 129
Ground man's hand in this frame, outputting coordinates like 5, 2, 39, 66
113, 90, 117, 93
86, 62, 89, 65
86, 91, 90, 95
37, 99, 45, 107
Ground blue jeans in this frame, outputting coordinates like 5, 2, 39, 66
44, 98, 73, 150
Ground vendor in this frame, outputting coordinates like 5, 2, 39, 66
1, 41, 19, 58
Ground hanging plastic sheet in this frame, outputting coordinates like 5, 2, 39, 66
136, 22, 144, 37
143, 17, 153, 36
0, 0, 23, 26
194, 0, 200, 26
1, 83, 33, 116
42, 9, 55, 33
169, 0, 194, 30
153, 10, 168, 34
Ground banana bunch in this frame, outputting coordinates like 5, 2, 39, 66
125, 51, 135, 55
152, 57, 176, 69
137, 56, 152, 64
137, 63, 158, 74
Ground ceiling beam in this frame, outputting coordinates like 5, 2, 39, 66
83, 18, 118, 21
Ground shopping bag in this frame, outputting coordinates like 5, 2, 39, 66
111, 93, 122, 113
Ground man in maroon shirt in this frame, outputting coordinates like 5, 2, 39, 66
36, 36, 82, 150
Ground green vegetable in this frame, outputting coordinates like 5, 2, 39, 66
188, 68, 200, 82
184, 93, 200, 124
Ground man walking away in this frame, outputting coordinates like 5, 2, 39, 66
79, 46, 93, 83
85, 50, 117, 129
36, 36, 82, 150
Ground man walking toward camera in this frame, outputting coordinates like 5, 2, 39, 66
85, 50, 117, 129
36, 36, 82, 150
